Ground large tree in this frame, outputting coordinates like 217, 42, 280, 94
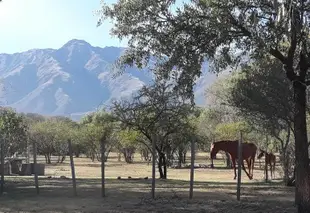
111, 79, 194, 179
98, 1, 310, 210
80, 110, 117, 162
205, 58, 295, 181
29, 119, 73, 164
225, 58, 295, 182
115, 129, 140, 163
0, 107, 27, 157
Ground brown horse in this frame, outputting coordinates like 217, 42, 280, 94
257, 149, 276, 179
210, 140, 257, 180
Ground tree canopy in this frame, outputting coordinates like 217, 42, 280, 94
98, 1, 310, 210
0, 108, 27, 157
111, 79, 195, 178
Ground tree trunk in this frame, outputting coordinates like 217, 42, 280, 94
157, 153, 167, 179
123, 149, 133, 163
141, 149, 148, 161
163, 154, 167, 179
280, 151, 290, 185
178, 149, 183, 168
178, 157, 182, 168
165, 147, 173, 167
61, 155, 66, 163
158, 155, 164, 179
44, 154, 48, 164
47, 154, 51, 164
140, 150, 143, 161
105, 150, 110, 162
287, 166, 296, 187
265, 157, 269, 182
182, 152, 186, 164
284, 157, 290, 184
91, 153, 95, 162
100, 153, 109, 162
292, 80, 310, 212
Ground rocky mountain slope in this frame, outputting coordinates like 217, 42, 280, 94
0, 39, 217, 120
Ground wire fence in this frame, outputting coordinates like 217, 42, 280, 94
0, 139, 286, 200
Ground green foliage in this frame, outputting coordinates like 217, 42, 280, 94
207, 58, 295, 181
98, 0, 310, 97
227, 59, 293, 134
29, 118, 73, 163
80, 110, 118, 161
215, 121, 250, 140
114, 129, 140, 163
117, 129, 140, 147
218, 58, 295, 156
112, 79, 195, 177
112, 80, 193, 142
0, 107, 28, 156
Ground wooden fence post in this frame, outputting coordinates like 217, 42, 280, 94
101, 139, 105, 197
68, 139, 77, 196
189, 138, 195, 199
151, 134, 156, 199
0, 140, 4, 195
33, 142, 39, 194
237, 131, 242, 201
265, 135, 269, 182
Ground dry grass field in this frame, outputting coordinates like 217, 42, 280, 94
0, 152, 295, 213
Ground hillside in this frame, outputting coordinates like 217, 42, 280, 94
0, 39, 217, 120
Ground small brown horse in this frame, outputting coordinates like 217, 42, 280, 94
257, 149, 276, 179
210, 140, 257, 180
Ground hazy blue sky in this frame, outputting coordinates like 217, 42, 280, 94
0, 0, 128, 54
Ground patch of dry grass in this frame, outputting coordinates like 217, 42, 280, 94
42, 152, 275, 181
0, 152, 295, 213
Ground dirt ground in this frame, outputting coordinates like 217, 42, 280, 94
0, 152, 295, 213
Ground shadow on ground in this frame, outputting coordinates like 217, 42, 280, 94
0, 177, 295, 213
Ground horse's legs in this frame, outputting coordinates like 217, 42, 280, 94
245, 159, 251, 176
269, 161, 272, 179
251, 156, 255, 179
271, 159, 276, 179
231, 157, 237, 180
247, 158, 254, 179
242, 159, 252, 180
273, 158, 277, 179
273, 160, 276, 179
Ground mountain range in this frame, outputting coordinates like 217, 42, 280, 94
0, 39, 218, 120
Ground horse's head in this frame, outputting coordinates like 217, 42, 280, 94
210, 143, 216, 169
210, 142, 218, 160
257, 149, 265, 159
